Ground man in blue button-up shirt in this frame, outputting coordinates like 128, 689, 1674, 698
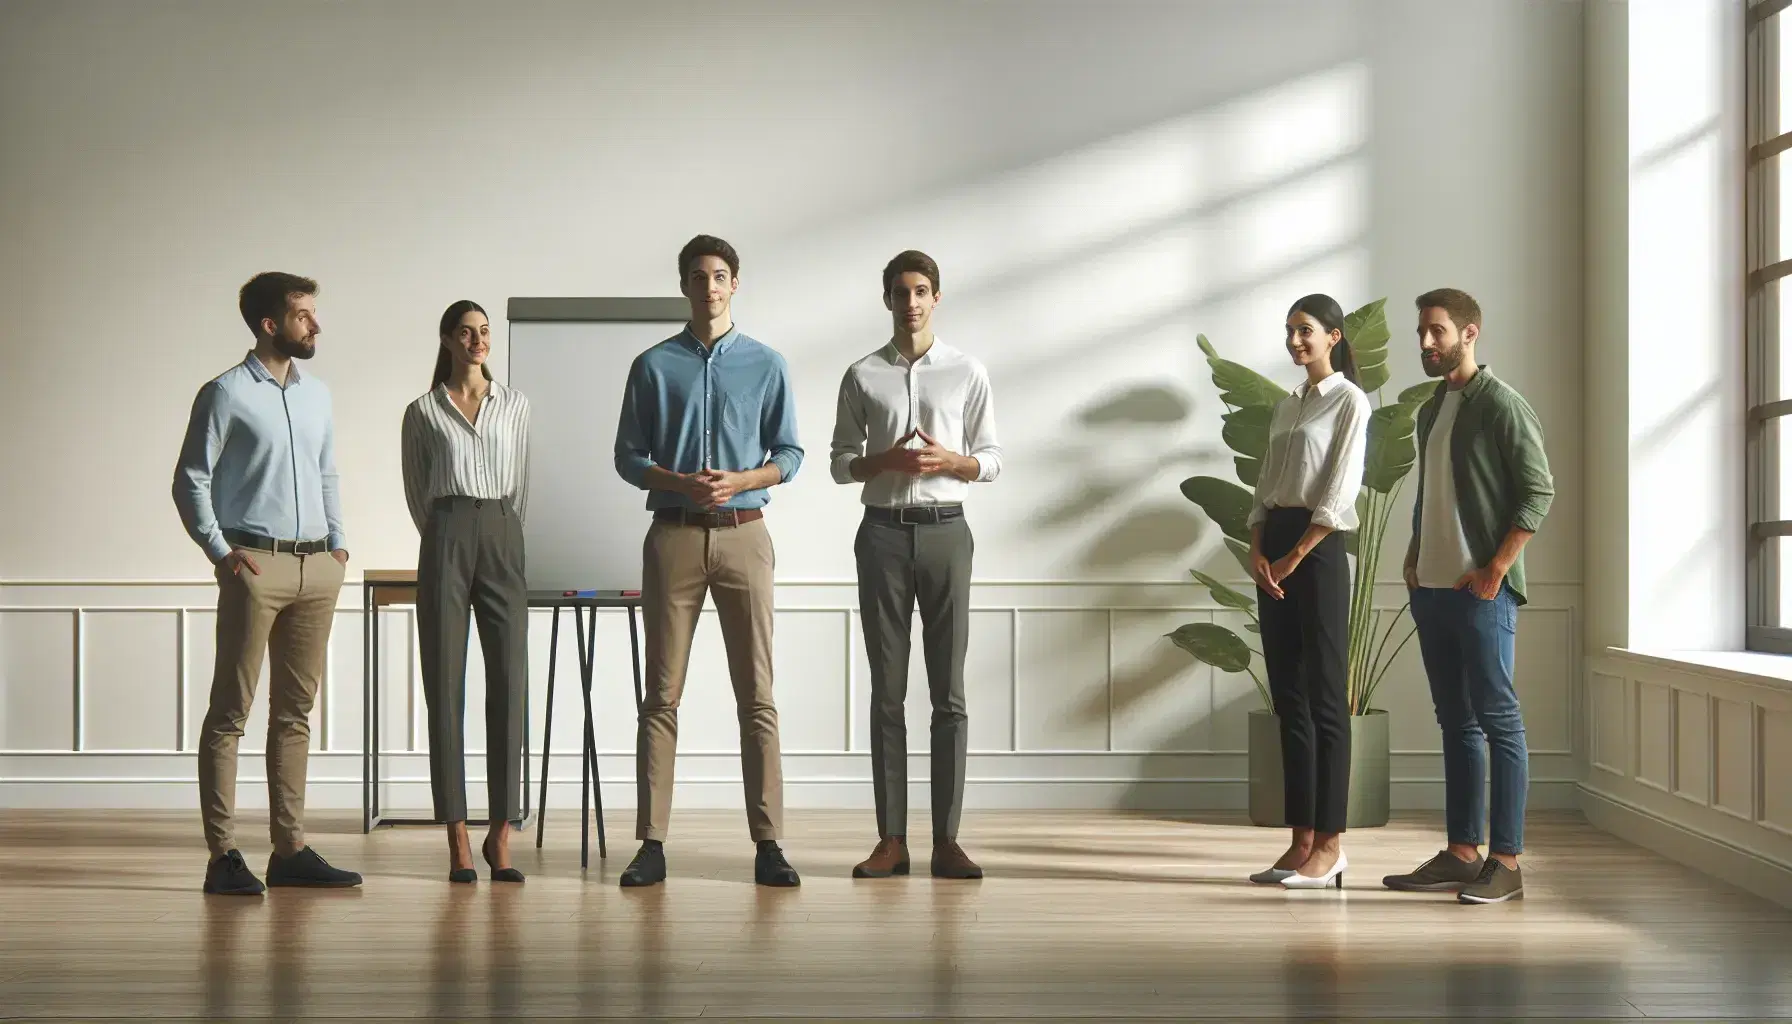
612, 235, 804, 889
173, 272, 361, 895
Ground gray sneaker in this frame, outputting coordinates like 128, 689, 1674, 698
1382, 851, 1484, 892
1457, 859, 1524, 904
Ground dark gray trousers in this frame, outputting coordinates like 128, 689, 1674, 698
855, 513, 972, 843
417, 495, 528, 823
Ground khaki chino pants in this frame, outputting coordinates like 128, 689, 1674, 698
636, 518, 783, 842
198, 550, 344, 859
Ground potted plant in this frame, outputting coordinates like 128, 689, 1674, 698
1166, 298, 1434, 828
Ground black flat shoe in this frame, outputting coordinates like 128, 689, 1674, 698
203, 849, 266, 896
266, 847, 362, 888
755, 841, 800, 887
449, 867, 477, 884
620, 842, 666, 887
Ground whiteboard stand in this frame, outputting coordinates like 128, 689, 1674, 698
530, 592, 646, 868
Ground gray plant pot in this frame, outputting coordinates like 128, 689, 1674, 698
1247, 707, 1390, 829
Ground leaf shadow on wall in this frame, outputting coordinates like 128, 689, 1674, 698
1031, 384, 1210, 573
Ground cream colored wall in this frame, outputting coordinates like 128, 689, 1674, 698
0, 0, 1587, 810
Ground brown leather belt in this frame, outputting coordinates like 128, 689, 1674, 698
654, 507, 764, 529
222, 529, 330, 555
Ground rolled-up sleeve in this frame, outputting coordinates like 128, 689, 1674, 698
613, 356, 657, 489
1309, 389, 1369, 532
963, 362, 1003, 482
829, 368, 866, 485
762, 355, 804, 482
1499, 396, 1555, 533
173, 382, 234, 564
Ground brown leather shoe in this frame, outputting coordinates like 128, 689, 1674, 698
852, 837, 910, 878
931, 840, 983, 879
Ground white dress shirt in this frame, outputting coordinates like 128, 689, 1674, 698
829, 338, 1002, 507
401, 379, 531, 532
1247, 372, 1370, 532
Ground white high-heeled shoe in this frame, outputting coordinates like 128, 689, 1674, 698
1280, 852, 1347, 889
1249, 866, 1296, 884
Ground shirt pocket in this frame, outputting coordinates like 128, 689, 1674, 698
722, 386, 765, 435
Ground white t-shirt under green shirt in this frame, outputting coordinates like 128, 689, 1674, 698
1416, 389, 1479, 588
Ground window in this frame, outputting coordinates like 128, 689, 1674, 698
1747, 0, 1792, 651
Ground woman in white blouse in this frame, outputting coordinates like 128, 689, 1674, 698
1245, 293, 1370, 891
401, 300, 532, 884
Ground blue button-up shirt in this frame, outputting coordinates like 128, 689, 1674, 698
173, 352, 348, 563
613, 326, 803, 511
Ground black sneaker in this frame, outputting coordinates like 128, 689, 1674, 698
265, 847, 363, 888
619, 842, 667, 888
202, 849, 266, 896
1382, 851, 1484, 892
1457, 859, 1524, 904
755, 841, 800, 887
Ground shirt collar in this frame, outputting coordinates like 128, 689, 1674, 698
1297, 371, 1345, 398
681, 324, 741, 356
244, 350, 301, 386
882, 337, 947, 367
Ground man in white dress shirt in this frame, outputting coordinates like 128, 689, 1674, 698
829, 250, 1002, 880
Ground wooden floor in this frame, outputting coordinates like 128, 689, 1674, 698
2, 810, 1791, 1021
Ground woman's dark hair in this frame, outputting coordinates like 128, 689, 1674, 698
1286, 293, 1357, 384
433, 299, 493, 387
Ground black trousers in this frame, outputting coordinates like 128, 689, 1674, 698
1257, 506, 1351, 834
417, 495, 528, 823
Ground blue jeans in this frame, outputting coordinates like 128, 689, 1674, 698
1409, 584, 1528, 856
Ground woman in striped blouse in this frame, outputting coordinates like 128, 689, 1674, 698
401, 300, 532, 884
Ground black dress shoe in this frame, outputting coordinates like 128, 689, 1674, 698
266, 847, 363, 888
619, 842, 666, 887
755, 841, 800, 887
482, 838, 524, 883
203, 849, 266, 896
449, 868, 477, 884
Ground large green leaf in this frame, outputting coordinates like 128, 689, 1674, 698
1226, 536, 1253, 576
1190, 568, 1255, 611
1198, 335, 1287, 409
1233, 456, 1260, 488
1180, 475, 1255, 543
1345, 299, 1392, 395
1344, 492, 1368, 555
1364, 403, 1418, 492
1220, 404, 1272, 460
1343, 298, 1391, 352
1398, 380, 1438, 406
1166, 622, 1252, 674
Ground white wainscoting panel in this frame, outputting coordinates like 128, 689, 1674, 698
1581, 650, 1792, 909
0, 579, 1582, 812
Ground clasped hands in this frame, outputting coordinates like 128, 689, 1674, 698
867, 428, 965, 478
681, 468, 749, 510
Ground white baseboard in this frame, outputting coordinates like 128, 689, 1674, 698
1580, 784, 1792, 910
0, 776, 1583, 813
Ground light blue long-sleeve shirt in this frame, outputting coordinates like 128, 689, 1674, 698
173, 352, 347, 563
613, 326, 803, 511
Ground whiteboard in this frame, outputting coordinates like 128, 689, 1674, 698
506, 298, 689, 595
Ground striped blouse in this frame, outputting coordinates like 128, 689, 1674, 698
401, 379, 531, 531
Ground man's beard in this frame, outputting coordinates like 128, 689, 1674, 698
1423, 345, 1463, 378
273, 332, 317, 360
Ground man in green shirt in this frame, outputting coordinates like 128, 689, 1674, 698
1382, 288, 1553, 905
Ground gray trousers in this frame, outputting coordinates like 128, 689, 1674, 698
417, 496, 528, 823
855, 513, 972, 843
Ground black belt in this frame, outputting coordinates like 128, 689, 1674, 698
222, 529, 329, 555
865, 504, 964, 525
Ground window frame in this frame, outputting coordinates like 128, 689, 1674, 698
1748, 0, 1792, 652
